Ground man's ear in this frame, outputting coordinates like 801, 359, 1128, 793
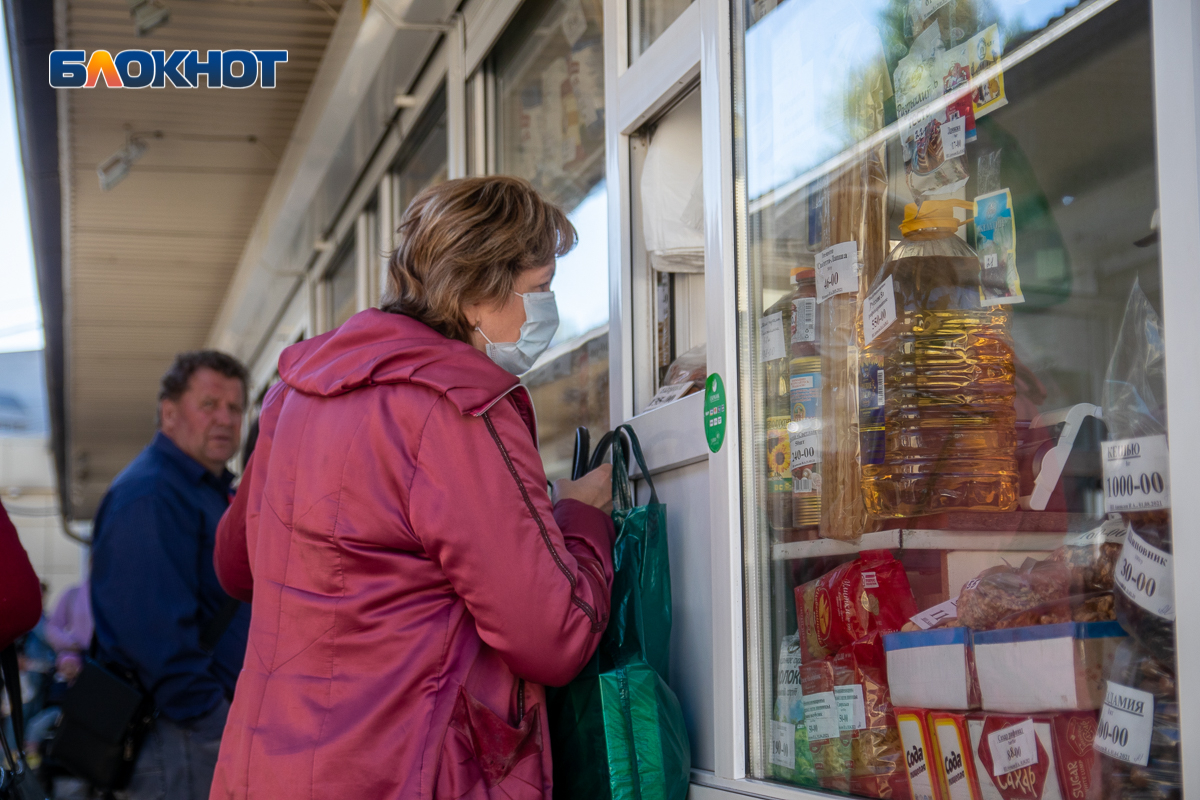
159, 399, 176, 432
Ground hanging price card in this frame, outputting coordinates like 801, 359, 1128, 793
1094, 681, 1154, 766
909, 597, 960, 630
835, 685, 866, 731
1115, 528, 1175, 621
816, 241, 859, 303
987, 720, 1038, 776
1103, 434, 1171, 513
803, 691, 840, 742
770, 721, 796, 768
864, 276, 898, 345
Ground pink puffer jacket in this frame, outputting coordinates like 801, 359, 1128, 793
210, 309, 614, 800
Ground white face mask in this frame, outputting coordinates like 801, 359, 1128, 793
476, 291, 559, 374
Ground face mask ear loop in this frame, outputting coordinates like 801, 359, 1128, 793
475, 326, 495, 345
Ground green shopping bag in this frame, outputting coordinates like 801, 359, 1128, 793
548, 424, 691, 800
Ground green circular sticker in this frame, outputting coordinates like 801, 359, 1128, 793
704, 373, 726, 453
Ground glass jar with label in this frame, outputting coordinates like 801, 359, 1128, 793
859, 200, 1018, 518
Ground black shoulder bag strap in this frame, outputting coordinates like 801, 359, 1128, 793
1, 645, 26, 753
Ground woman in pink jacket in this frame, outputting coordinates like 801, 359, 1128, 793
211, 177, 615, 800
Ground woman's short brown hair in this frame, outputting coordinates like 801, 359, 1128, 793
380, 176, 576, 342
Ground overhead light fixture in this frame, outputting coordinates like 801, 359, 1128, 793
97, 135, 148, 192
128, 0, 170, 36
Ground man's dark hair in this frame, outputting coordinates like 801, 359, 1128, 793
158, 350, 249, 408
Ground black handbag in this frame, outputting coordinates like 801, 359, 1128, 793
47, 596, 240, 791
0, 644, 49, 800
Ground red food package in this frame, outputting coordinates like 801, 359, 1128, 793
834, 633, 910, 800
968, 713, 1100, 800
795, 550, 919, 661
800, 659, 851, 793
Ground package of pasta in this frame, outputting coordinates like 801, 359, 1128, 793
801, 659, 851, 792
834, 633, 910, 800
771, 634, 818, 786
795, 550, 919, 661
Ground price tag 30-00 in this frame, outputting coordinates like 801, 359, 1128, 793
1115, 528, 1175, 621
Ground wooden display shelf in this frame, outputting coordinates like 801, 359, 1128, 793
771, 528, 1072, 560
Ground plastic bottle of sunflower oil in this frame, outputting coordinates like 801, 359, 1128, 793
858, 200, 1018, 518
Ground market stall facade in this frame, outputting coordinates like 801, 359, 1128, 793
205, 0, 1200, 797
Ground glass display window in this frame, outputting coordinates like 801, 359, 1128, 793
491, 0, 611, 481
630, 0, 694, 62
732, 0, 1178, 797
395, 87, 449, 219
326, 236, 358, 330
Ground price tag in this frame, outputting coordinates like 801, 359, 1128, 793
942, 117, 966, 158
988, 720, 1038, 776
789, 427, 820, 471
1064, 517, 1128, 548
760, 311, 786, 361
792, 297, 817, 342
864, 275, 898, 345
1115, 528, 1175, 621
644, 381, 694, 410
909, 597, 959, 630
1103, 434, 1171, 512
803, 691, 840, 742
1094, 681, 1154, 766
770, 720, 796, 768
816, 241, 859, 303
983, 253, 998, 272
835, 685, 866, 732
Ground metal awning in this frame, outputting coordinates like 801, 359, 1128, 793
8, 0, 343, 519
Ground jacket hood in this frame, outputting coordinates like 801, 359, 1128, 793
277, 309, 519, 415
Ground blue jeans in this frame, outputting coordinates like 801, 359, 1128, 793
121, 699, 229, 800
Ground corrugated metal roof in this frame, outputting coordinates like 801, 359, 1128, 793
60, 0, 342, 515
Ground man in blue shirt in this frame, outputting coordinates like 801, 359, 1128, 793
91, 350, 251, 800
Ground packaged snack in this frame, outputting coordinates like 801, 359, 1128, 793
771, 634, 818, 785
967, 713, 1100, 800
795, 550, 919, 662
972, 621, 1126, 713
835, 633, 910, 800
956, 559, 1071, 631
929, 711, 983, 800
801, 659, 851, 792
897, 708, 942, 800
1095, 640, 1180, 800
885, 628, 979, 711
1100, 280, 1174, 664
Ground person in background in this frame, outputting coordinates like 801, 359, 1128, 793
43, 579, 92, 688
90, 351, 251, 800
210, 177, 615, 800
0, 501, 42, 753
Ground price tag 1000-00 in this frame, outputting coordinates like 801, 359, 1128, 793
1103, 434, 1170, 513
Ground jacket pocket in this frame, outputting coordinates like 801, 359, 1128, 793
436, 686, 544, 799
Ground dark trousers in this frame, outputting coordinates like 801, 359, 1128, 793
121, 699, 229, 800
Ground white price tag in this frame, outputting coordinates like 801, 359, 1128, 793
644, 381, 694, 410
1064, 517, 1128, 548
835, 685, 866, 732
987, 720, 1038, 777
561, 0, 588, 45
983, 253, 999, 272
942, 117, 966, 158
789, 427, 820, 471
1103, 435, 1171, 512
910, 597, 959, 630
816, 241, 859, 303
760, 311, 786, 361
1115, 528, 1175, 621
803, 691, 840, 742
864, 276, 898, 345
770, 720, 796, 768
1094, 681, 1154, 766
792, 297, 817, 342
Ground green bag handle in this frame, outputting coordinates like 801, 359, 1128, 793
588, 424, 659, 508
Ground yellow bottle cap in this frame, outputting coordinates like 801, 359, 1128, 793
899, 199, 975, 237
